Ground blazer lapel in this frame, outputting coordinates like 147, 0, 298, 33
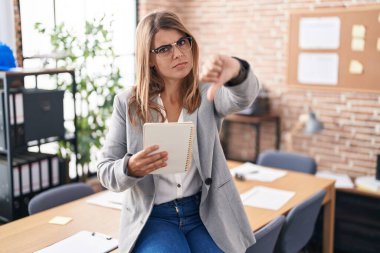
183, 108, 203, 180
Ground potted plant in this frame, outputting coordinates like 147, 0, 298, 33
35, 16, 124, 179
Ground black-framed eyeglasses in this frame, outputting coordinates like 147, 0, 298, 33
151, 36, 192, 58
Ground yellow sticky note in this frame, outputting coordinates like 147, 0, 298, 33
377, 38, 380, 51
352, 25, 366, 38
351, 38, 365, 51
48, 216, 72, 225
349, 60, 363, 75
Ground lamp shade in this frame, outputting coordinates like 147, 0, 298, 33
304, 112, 323, 135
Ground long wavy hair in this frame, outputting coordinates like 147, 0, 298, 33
128, 10, 201, 125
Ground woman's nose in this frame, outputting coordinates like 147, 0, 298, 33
172, 45, 184, 58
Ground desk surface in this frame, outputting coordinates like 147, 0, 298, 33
227, 160, 334, 230
0, 195, 121, 253
0, 161, 335, 253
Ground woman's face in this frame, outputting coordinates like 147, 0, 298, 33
150, 29, 193, 84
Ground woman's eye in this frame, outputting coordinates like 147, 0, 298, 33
158, 46, 170, 54
178, 39, 186, 46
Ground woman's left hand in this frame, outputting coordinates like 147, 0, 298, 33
200, 55, 241, 101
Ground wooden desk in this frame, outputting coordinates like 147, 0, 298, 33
228, 160, 335, 253
223, 114, 281, 162
0, 162, 335, 253
0, 194, 121, 253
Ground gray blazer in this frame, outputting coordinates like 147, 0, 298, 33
97, 69, 260, 253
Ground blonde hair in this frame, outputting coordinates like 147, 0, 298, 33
128, 10, 201, 125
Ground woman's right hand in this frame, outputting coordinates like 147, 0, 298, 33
127, 145, 168, 177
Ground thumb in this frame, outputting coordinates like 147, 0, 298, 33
207, 81, 222, 101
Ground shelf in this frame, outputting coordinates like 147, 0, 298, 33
0, 68, 78, 222
0, 68, 75, 77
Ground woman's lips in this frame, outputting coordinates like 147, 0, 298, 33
173, 62, 187, 68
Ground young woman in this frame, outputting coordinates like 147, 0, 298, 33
97, 10, 260, 253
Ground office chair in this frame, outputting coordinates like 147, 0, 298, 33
28, 182, 94, 215
274, 189, 326, 253
257, 150, 317, 174
246, 215, 286, 253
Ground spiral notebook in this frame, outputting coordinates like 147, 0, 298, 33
143, 122, 194, 174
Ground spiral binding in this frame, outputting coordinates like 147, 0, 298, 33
185, 126, 193, 171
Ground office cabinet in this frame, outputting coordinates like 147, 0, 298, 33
312, 188, 380, 253
333, 189, 380, 253
0, 68, 78, 222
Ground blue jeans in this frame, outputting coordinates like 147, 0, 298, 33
132, 192, 224, 253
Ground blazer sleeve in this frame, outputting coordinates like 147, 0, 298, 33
97, 93, 142, 192
213, 64, 261, 118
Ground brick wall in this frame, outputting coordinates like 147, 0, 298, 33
139, 0, 380, 177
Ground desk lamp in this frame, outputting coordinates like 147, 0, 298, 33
285, 111, 324, 151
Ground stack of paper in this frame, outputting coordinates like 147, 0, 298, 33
230, 162, 287, 182
316, 170, 354, 188
240, 186, 295, 210
355, 176, 380, 193
86, 191, 123, 210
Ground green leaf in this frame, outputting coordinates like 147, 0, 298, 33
33, 15, 122, 168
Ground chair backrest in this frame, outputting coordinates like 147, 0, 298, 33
274, 189, 326, 253
246, 215, 286, 253
257, 150, 317, 174
28, 182, 94, 215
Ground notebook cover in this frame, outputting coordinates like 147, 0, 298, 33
143, 122, 194, 174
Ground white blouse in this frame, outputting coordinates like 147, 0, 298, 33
153, 96, 202, 205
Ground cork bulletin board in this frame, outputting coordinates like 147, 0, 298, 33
288, 5, 380, 92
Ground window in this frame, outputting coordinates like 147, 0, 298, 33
19, 0, 137, 178
20, 0, 136, 86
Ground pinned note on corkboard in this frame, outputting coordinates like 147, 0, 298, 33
288, 5, 380, 92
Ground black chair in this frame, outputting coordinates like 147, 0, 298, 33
257, 150, 317, 174
28, 182, 94, 215
274, 190, 326, 253
246, 215, 285, 253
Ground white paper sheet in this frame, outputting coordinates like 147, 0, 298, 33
240, 186, 295, 210
298, 53, 339, 85
34, 231, 118, 253
86, 191, 123, 210
230, 162, 287, 182
316, 170, 354, 188
299, 17, 341, 49
355, 176, 380, 192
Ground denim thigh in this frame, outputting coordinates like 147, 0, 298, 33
132, 192, 223, 253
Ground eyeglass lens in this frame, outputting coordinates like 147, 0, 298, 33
154, 37, 192, 57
